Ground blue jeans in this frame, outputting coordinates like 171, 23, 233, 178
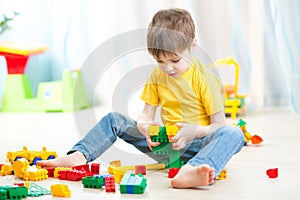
69, 112, 244, 177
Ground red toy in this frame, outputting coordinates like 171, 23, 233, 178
135, 165, 146, 175
105, 176, 116, 192
168, 168, 180, 178
45, 167, 55, 177
91, 163, 100, 174
266, 168, 278, 178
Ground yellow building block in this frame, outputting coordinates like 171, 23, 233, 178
216, 169, 227, 180
166, 126, 179, 142
12, 158, 29, 178
54, 167, 72, 178
0, 164, 13, 176
51, 184, 71, 197
148, 126, 160, 136
244, 131, 252, 143
109, 160, 121, 167
23, 166, 48, 181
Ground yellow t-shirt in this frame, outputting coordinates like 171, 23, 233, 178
140, 58, 223, 126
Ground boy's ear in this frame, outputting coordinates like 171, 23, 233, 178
189, 38, 197, 51
191, 38, 197, 48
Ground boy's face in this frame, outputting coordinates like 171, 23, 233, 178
155, 49, 192, 78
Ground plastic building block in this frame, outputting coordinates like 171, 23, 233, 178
51, 184, 71, 197
112, 169, 126, 184
12, 158, 29, 178
58, 170, 87, 181
6, 146, 57, 164
105, 176, 116, 192
120, 173, 147, 194
135, 165, 146, 175
109, 160, 121, 167
82, 176, 103, 189
166, 125, 179, 142
148, 126, 160, 136
251, 135, 263, 144
72, 164, 90, 172
71, 164, 93, 177
149, 126, 184, 168
4, 186, 28, 200
13, 182, 24, 187
22, 166, 48, 181
45, 167, 55, 177
236, 119, 264, 144
236, 119, 263, 145
0, 186, 28, 200
150, 126, 168, 143
0, 164, 13, 176
0, 187, 7, 200
54, 167, 72, 178
108, 163, 165, 174
168, 168, 180, 178
152, 143, 184, 168
216, 169, 227, 180
266, 168, 278, 178
108, 163, 165, 184
13, 158, 48, 181
27, 182, 51, 197
91, 163, 100, 174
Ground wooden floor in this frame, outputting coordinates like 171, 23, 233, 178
0, 108, 299, 200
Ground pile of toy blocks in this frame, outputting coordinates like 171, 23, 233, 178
149, 126, 184, 168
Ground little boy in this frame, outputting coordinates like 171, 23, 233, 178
37, 8, 244, 188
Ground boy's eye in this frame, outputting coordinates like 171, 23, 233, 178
172, 58, 181, 63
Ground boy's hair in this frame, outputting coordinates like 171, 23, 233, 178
147, 8, 195, 60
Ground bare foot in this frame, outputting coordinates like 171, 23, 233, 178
36, 151, 87, 168
170, 164, 215, 188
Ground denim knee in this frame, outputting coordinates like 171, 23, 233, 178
224, 125, 245, 152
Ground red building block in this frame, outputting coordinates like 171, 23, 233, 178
91, 163, 100, 174
266, 168, 278, 178
58, 170, 87, 181
72, 164, 90, 172
67, 170, 86, 181
58, 170, 69, 180
135, 165, 146, 175
45, 167, 55, 177
168, 168, 179, 178
13, 182, 25, 186
105, 176, 115, 192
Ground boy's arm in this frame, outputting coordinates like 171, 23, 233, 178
197, 110, 225, 137
137, 103, 161, 150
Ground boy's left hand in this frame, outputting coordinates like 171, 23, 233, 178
171, 123, 198, 150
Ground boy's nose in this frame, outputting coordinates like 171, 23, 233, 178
165, 64, 174, 72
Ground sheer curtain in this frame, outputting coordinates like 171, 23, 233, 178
0, 0, 298, 113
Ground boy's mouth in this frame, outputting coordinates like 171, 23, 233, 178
168, 72, 178, 77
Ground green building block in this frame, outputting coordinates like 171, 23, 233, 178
150, 126, 184, 168
82, 176, 103, 189
0, 188, 8, 200
120, 173, 147, 194
6, 186, 28, 200
151, 126, 169, 143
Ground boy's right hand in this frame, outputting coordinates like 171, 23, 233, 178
137, 121, 161, 151
146, 136, 161, 151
